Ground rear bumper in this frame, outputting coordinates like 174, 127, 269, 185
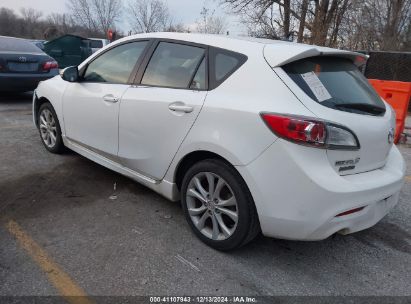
308, 191, 400, 239
0, 71, 58, 92
236, 139, 406, 240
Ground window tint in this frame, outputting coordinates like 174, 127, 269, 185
142, 42, 205, 89
215, 53, 239, 81
283, 57, 386, 116
190, 58, 206, 90
209, 49, 247, 89
83, 41, 148, 84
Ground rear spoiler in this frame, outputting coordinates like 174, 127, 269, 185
263, 43, 368, 68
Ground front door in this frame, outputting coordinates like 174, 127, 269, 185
63, 40, 150, 159
118, 41, 208, 180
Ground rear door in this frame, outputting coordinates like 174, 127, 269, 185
268, 51, 394, 175
63, 40, 150, 159
118, 40, 208, 180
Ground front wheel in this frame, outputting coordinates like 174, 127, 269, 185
181, 159, 260, 250
38, 102, 65, 154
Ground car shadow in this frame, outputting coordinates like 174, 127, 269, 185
230, 218, 411, 259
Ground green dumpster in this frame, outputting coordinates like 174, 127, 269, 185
43, 34, 92, 68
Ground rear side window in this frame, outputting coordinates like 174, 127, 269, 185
141, 42, 205, 89
215, 53, 239, 81
209, 48, 247, 89
283, 57, 386, 116
83, 41, 148, 84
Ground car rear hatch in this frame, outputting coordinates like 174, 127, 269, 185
264, 43, 395, 175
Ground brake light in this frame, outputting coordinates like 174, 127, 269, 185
261, 113, 360, 150
42, 61, 58, 71
261, 113, 326, 146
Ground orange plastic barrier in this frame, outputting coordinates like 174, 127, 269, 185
368, 79, 411, 144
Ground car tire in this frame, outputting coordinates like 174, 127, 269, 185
37, 102, 65, 154
181, 159, 260, 251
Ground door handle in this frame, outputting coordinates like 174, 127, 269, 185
103, 95, 119, 103
168, 103, 194, 113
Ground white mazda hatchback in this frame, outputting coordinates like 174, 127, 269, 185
33, 33, 406, 250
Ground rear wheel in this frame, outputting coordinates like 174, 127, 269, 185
181, 159, 260, 250
38, 103, 65, 154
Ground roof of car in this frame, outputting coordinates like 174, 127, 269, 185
118, 32, 287, 49
114, 32, 365, 65
88, 32, 365, 68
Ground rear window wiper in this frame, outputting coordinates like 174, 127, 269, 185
335, 103, 386, 115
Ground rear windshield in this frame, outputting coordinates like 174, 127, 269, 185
283, 56, 386, 116
0, 36, 42, 53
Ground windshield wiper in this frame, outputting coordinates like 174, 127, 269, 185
335, 103, 386, 115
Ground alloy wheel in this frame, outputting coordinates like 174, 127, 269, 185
39, 108, 57, 148
186, 172, 239, 241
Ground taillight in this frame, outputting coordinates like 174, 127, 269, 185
42, 61, 58, 71
261, 113, 360, 150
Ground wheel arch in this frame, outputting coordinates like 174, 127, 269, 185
174, 150, 237, 191
33, 95, 52, 128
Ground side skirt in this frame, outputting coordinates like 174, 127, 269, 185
63, 136, 180, 202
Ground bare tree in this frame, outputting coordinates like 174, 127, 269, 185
0, 6, 119, 40
223, 0, 411, 49
20, 8, 43, 37
20, 8, 43, 24
240, 5, 281, 39
0, 8, 18, 37
164, 22, 190, 33
47, 13, 76, 34
336, 0, 411, 50
367, 0, 411, 51
127, 0, 170, 33
67, 0, 121, 35
223, 0, 352, 46
402, 23, 411, 51
296, 0, 308, 42
195, 6, 227, 34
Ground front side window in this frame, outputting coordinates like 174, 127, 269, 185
283, 56, 386, 116
141, 42, 205, 89
83, 41, 148, 84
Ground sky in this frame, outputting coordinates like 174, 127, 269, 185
0, 0, 246, 35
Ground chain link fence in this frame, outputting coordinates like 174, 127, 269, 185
358, 51, 411, 111
360, 51, 411, 82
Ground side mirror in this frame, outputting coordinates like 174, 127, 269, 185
61, 66, 79, 82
